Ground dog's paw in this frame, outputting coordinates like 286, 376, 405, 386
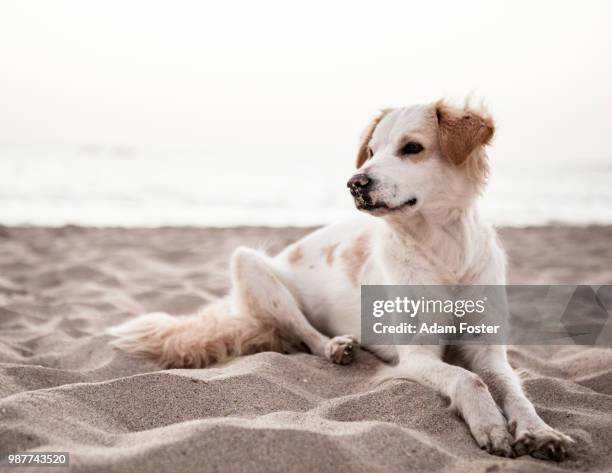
472, 423, 515, 458
325, 335, 358, 365
512, 422, 574, 461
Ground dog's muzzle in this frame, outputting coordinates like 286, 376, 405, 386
347, 174, 419, 212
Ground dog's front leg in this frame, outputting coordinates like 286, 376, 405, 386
231, 247, 358, 364
463, 345, 574, 461
379, 345, 514, 457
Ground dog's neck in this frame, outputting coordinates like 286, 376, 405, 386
381, 204, 483, 283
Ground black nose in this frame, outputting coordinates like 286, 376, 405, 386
347, 174, 372, 193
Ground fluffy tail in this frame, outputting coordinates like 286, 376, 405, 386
107, 299, 282, 368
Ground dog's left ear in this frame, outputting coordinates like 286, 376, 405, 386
435, 101, 495, 166
356, 109, 391, 169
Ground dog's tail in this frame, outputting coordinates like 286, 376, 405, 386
107, 299, 282, 368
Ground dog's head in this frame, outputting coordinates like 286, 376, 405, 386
347, 100, 494, 219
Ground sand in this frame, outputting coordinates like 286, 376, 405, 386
1, 225, 612, 473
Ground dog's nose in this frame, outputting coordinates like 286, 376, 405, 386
347, 174, 371, 192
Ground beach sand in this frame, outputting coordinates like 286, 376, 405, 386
1, 225, 611, 472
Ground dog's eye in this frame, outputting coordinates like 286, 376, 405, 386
367, 146, 374, 158
399, 142, 424, 155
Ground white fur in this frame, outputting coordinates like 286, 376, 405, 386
109, 100, 573, 460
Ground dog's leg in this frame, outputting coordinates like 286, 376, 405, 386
463, 345, 573, 461
377, 345, 514, 457
231, 247, 357, 365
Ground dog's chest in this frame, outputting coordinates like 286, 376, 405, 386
377, 243, 460, 285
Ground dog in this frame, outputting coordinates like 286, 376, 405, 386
109, 99, 573, 460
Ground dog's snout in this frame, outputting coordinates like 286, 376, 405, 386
347, 174, 372, 192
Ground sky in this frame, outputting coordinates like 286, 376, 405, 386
0, 1, 611, 225
1, 1, 611, 156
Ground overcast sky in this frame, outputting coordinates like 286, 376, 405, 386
1, 0, 611, 167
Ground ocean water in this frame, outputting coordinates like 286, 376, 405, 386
1, 144, 611, 227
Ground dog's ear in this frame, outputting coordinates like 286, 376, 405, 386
356, 109, 391, 169
435, 101, 495, 166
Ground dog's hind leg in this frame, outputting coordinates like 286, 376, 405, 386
231, 246, 358, 365
109, 246, 357, 368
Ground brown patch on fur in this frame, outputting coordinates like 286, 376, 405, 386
322, 243, 339, 266
288, 245, 304, 265
340, 232, 371, 287
435, 100, 495, 166
356, 109, 392, 169
409, 153, 429, 163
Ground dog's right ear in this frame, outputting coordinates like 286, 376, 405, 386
435, 100, 495, 166
356, 109, 391, 169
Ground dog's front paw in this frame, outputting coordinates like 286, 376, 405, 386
472, 423, 515, 458
325, 335, 358, 365
512, 421, 574, 461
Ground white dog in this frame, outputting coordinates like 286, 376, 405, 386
109, 100, 573, 460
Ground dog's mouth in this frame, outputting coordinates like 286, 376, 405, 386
354, 195, 418, 214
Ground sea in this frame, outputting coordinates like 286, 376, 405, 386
1, 144, 611, 227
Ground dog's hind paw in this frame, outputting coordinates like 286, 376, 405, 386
325, 335, 358, 365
